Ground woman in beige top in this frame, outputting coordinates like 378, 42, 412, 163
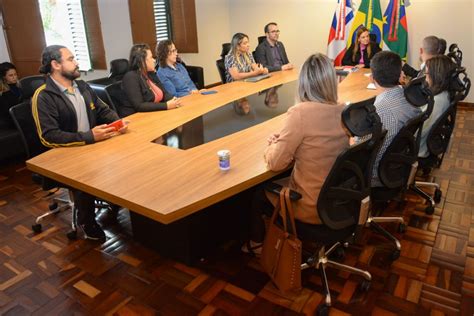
244, 53, 349, 254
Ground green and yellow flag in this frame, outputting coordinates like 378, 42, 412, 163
347, 0, 384, 48
383, 0, 408, 61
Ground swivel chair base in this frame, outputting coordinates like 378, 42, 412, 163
409, 181, 442, 215
32, 195, 74, 234
31, 191, 114, 240
302, 242, 371, 316
367, 215, 405, 260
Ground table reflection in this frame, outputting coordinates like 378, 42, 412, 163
152, 80, 298, 150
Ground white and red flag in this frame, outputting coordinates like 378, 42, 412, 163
327, 0, 355, 66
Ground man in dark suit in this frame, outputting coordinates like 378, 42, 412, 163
254, 22, 293, 72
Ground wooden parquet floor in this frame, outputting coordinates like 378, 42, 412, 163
1, 108, 474, 316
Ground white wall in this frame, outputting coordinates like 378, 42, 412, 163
0, 12, 11, 62
404, 0, 473, 95
228, 0, 335, 73
179, 0, 231, 85
81, 0, 134, 81
1, 0, 472, 100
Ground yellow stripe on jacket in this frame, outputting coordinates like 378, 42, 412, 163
31, 84, 86, 148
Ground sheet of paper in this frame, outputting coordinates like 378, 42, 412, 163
367, 83, 376, 90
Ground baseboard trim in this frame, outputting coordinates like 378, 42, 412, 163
458, 101, 474, 110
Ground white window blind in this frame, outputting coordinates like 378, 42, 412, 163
66, 2, 91, 71
38, 0, 92, 71
153, 0, 172, 42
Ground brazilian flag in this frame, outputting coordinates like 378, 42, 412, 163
347, 0, 384, 48
383, 0, 408, 61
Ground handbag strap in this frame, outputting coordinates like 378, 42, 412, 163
269, 187, 289, 233
279, 187, 288, 232
284, 188, 298, 237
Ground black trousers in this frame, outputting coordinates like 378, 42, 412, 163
71, 189, 96, 225
249, 169, 294, 243
249, 186, 275, 243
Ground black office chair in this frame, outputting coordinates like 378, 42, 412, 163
9, 101, 76, 236
369, 78, 436, 259
154, 55, 205, 90
419, 67, 471, 172
266, 97, 384, 315
108, 58, 129, 81
88, 59, 129, 103
216, 43, 231, 84
184, 65, 205, 90
216, 60, 227, 84
369, 33, 377, 44
252, 36, 267, 61
104, 82, 128, 118
403, 77, 441, 214
447, 43, 463, 67
438, 38, 447, 55
447, 67, 471, 104
19, 75, 46, 99
88, 84, 117, 113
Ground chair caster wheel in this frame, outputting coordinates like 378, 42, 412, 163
48, 202, 58, 210
398, 223, 407, 233
434, 189, 442, 203
391, 249, 400, 261
316, 304, 329, 316
425, 205, 435, 215
32, 223, 42, 233
66, 230, 77, 240
359, 280, 371, 292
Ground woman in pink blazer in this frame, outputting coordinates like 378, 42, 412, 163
244, 53, 349, 255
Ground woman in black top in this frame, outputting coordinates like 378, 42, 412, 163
0, 62, 23, 127
121, 43, 181, 117
342, 26, 381, 68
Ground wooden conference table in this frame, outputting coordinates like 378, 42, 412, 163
27, 68, 378, 262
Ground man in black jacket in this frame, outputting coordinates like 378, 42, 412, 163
402, 36, 443, 79
254, 22, 293, 72
32, 45, 127, 240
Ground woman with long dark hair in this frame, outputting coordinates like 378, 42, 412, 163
418, 55, 456, 157
121, 43, 181, 117
0, 62, 23, 126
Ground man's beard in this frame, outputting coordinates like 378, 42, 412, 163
62, 68, 80, 81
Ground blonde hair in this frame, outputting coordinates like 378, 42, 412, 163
229, 33, 251, 69
298, 53, 338, 104
0, 81, 8, 94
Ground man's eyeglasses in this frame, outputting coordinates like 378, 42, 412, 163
169, 48, 178, 54
268, 30, 280, 34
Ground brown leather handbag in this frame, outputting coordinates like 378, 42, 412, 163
261, 187, 302, 292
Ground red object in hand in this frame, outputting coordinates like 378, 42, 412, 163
106, 119, 124, 131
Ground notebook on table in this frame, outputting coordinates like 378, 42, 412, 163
244, 74, 271, 82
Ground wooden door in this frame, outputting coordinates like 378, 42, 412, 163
0, 0, 46, 77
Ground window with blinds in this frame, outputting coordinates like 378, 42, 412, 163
153, 0, 172, 42
38, 0, 92, 71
